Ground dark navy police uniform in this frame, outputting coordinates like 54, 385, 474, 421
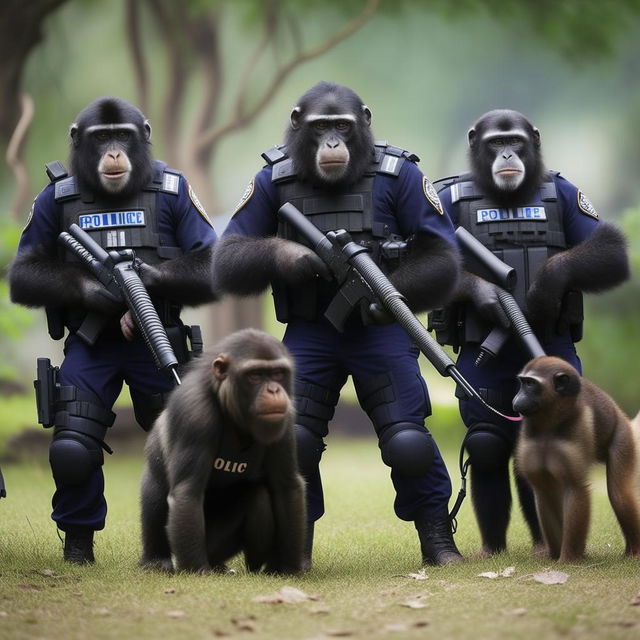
225, 145, 458, 523
434, 170, 600, 548
15, 162, 217, 532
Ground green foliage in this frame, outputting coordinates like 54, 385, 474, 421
0, 218, 33, 379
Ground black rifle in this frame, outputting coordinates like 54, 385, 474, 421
277, 202, 519, 417
58, 224, 181, 385
454, 226, 545, 365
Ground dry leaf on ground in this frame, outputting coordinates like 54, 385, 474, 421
253, 585, 320, 604
532, 570, 569, 585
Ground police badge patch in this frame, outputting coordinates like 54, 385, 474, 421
188, 183, 213, 225
577, 190, 599, 219
233, 178, 255, 215
423, 176, 444, 215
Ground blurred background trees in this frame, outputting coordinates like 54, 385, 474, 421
1, 0, 640, 412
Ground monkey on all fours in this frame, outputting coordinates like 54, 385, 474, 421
8, 97, 217, 564
212, 81, 463, 568
514, 356, 640, 562
140, 329, 307, 574
431, 109, 630, 556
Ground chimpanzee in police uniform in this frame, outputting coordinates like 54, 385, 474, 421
9, 97, 218, 563
212, 82, 463, 567
430, 109, 630, 555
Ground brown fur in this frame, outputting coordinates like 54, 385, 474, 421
514, 356, 640, 562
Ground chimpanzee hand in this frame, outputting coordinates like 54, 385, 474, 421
135, 259, 162, 289
526, 256, 567, 340
456, 272, 510, 328
365, 302, 395, 325
80, 279, 123, 315
273, 240, 331, 285
120, 310, 137, 341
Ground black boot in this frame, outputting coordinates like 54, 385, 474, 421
414, 507, 463, 566
63, 527, 95, 564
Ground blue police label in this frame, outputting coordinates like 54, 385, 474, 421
423, 176, 443, 215
476, 206, 547, 223
78, 210, 145, 230
233, 178, 255, 215
577, 190, 598, 219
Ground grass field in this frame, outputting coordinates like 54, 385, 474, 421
1, 437, 639, 640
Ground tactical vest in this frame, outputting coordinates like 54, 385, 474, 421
262, 142, 417, 322
50, 160, 184, 266
430, 172, 582, 346
209, 428, 266, 488
45, 160, 184, 338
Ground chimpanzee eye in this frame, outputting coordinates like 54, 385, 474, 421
335, 121, 351, 132
93, 131, 109, 142
313, 121, 329, 131
116, 130, 131, 141
270, 368, 286, 381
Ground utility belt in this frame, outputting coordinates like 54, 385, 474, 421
45, 301, 203, 363
428, 288, 584, 351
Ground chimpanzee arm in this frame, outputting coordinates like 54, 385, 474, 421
165, 442, 214, 572
263, 430, 307, 574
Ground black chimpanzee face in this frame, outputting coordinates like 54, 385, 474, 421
284, 82, 374, 189
468, 109, 544, 204
513, 375, 542, 416
69, 97, 153, 200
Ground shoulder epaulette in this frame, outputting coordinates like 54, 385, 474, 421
45, 161, 68, 183
375, 142, 420, 177
54, 176, 80, 202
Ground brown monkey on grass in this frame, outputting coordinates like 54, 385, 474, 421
513, 355, 640, 562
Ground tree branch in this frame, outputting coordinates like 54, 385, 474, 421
125, 0, 149, 115
195, 0, 381, 155
6, 92, 35, 221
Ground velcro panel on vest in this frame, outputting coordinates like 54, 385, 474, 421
54, 176, 80, 202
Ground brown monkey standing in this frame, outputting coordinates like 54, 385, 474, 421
513, 355, 640, 561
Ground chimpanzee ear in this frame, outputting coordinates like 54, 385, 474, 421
532, 127, 541, 147
290, 106, 302, 130
212, 355, 229, 381
467, 127, 476, 147
69, 123, 79, 147
143, 119, 152, 142
362, 105, 372, 127
553, 371, 580, 396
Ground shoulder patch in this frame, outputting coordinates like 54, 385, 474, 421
188, 183, 213, 226
23, 198, 36, 232
233, 178, 255, 215
423, 176, 444, 215
577, 190, 598, 219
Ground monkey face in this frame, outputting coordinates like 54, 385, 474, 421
513, 375, 543, 416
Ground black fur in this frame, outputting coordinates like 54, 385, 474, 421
211, 235, 327, 296
142, 246, 216, 305
285, 81, 374, 189
469, 109, 544, 205
390, 232, 461, 312
70, 96, 153, 199
527, 222, 630, 324
140, 328, 306, 574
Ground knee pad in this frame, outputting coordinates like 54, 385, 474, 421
378, 422, 435, 477
295, 425, 326, 477
464, 423, 512, 473
49, 431, 104, 486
